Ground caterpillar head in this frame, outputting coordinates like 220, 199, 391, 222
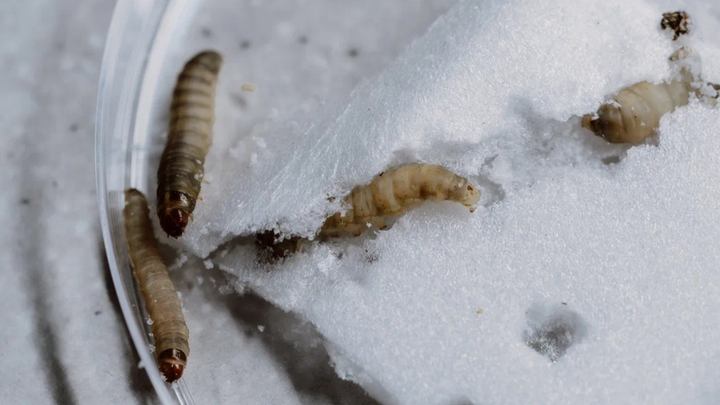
456, 181, 481, 212
158, 191, 193, 238
158, 348, 187, 383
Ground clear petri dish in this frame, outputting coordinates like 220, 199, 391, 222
96, 0, 201, 403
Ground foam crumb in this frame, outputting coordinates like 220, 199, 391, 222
168, 253, 188, 271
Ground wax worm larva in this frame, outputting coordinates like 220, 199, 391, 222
661, 11, 690, 40
581, 70, 695, 144
125, 189, 190, 383
157, 50, 223, 237
321, 164, 480, 236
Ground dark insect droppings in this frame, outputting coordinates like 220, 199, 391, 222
661, 11, 690, 40
200, 27, 212, 38
240, 40, 251, 49
298, 35, 308, 44
348, 48, 359, 58
69, 123, 78, 132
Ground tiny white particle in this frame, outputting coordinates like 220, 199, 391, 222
204, 260, 214, 269
169, 254, 188, 271
258, 325, 265, 332
146, 318, 154, 325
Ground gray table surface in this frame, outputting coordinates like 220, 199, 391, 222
0, 1, 158, 403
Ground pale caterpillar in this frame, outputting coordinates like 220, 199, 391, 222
581, 11, 717, 144
157, 51, 223, 237
255, 164, 480, 258
581, 70, 696, 144
322, 163, 481, 237
322, 163, 480, 236
124, 189, 190, 383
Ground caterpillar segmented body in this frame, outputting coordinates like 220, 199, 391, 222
581, 11, 712, 144
157, 51, 223, 237
125, 189, 190, 383
321, 164, 480, 236
581, 71, 695, 144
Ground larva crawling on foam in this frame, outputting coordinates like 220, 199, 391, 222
125, 189, 190, 383
581, 11, 717, 145
321, 164, 481, 237
157, 50, 223, 238
581, 70, 697, 144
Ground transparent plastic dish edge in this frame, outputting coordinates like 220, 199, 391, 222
95, 0, 195, 403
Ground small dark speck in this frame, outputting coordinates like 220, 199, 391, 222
55, 41, 65, 51
94, 310, 102, 316
230, 93, 248, 110
69, 123, 78, 132
298, 35, 308, 44
240, 40, 251, 49
20, 198, 31, 205
201, 28, 212, 38
602, 155, 621, 165
52, 180, 58, 188
348, 48, 359, 58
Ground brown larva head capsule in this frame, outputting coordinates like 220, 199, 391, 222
661, 11, 690, 40
160, 207, 190, 238
158, 190, 193, 238
158, 348, 187, 383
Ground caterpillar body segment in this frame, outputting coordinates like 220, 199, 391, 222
321, 164, 480, 236
581, 71, 695, 144
157, 50, 223, 238
124, 189, 190, 383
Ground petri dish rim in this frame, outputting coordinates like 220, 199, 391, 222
95, 0, 197, 403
